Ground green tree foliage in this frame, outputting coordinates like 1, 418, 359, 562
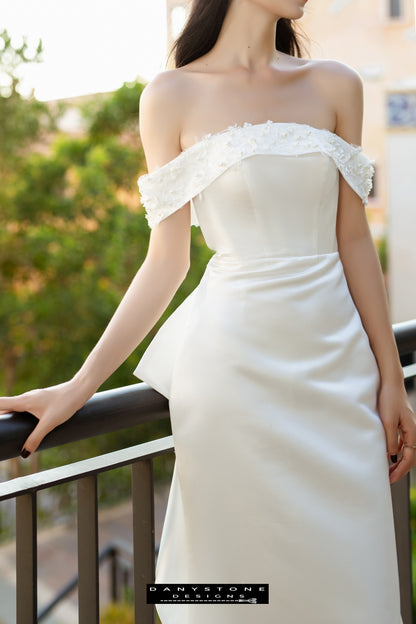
0, 28, 56, 160
99, 599, 162, 624
0, 30, 212, 497
0, 30, 212, 399
100, 601, 134, 624
0, 86, 148, 395
376, 234, 387, 274
0, 28, 59, 393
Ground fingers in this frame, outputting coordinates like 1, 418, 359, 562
0, 394, 31, 415
0, 393, 44, 458
389, 407, 416, 484
389, 445, 416, 485
20, 404, 76, 458
383, 418, 399, 460
21, 420, 52, 458
2, 384, 79, 459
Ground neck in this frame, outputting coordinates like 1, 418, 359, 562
211, 1, 277, 72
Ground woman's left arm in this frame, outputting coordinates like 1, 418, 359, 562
330, 62, 416, 485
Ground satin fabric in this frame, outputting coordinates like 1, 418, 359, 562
134, 149, 403, 623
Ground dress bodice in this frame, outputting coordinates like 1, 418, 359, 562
137, 121, 375, 258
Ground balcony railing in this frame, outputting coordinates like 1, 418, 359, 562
0, 318, 415, 624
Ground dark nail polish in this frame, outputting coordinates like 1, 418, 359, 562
390, 454, 398, 463
20, 448, 30, 459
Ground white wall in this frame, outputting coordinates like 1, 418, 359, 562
386, 130, 416, 323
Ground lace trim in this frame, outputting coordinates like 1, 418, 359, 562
137, 121, 375, 229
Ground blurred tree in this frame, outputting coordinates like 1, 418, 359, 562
376, 234, 387, 274
0, 29, 54, 152
1, 84, 212, 395
0, 44, 149, 395
0, 29, 59, 398
100, 601, 134, 624
0, 29, 212, 484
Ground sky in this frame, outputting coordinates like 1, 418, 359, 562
0, 0, 178, 100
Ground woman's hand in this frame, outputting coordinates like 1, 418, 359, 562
0, 380, 89, 458
377, 380, 416, 485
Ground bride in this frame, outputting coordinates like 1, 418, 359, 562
0, 2, 415, 621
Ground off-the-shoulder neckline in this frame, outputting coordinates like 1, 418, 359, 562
139, 120, 364, 180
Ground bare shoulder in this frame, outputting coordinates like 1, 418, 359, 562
309, 58, 362, 89
139, 69, 191, 173
140, 68, 190, 104
309, 59, 364, 144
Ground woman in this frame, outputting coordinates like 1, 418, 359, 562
1, 1, 415, 622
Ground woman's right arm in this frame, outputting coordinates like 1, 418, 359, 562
0, 72, 191, 456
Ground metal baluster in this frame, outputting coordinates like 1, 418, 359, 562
391, 473, 413, 624
132, 459, 155, 624
16, 492, 37, 624
77, 475, 99, 623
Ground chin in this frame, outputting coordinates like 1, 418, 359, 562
288, 9, 305, 19
256, 0, 307, 20
280, 3, 307, 20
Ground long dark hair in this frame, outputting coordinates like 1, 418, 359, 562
167, 0, 310, 69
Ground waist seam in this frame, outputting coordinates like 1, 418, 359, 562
209, 250, 340, 263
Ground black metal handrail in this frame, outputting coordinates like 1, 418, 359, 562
394, 319, 416, 355
0, 382, 169, 462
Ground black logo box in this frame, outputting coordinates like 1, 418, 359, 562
147, 583, 269, 604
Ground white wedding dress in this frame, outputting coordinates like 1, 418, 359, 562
133, 120, 403, 623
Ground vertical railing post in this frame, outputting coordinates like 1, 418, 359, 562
391, 472, 413, 624
77, 474, 99, 624
132, 459, 155, 624
16, 492, 37, 624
